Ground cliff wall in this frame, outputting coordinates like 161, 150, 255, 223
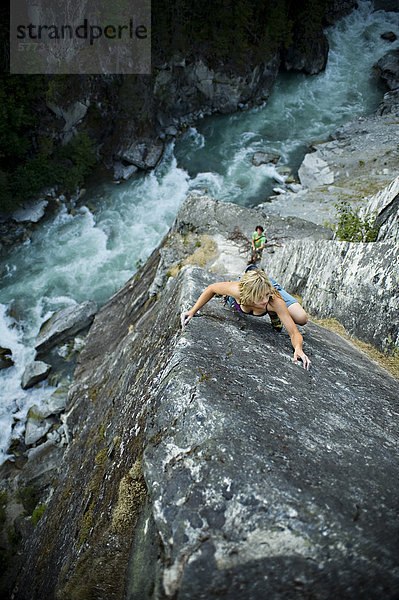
7, 195, 399, 600
265, 174, 399, 354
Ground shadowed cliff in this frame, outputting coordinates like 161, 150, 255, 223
8, 197, 399, 600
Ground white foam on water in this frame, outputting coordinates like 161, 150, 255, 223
0, 147, 190, 462
0, 305, 57, 462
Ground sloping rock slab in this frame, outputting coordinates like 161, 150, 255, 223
35, 301, 97, 355
11, 261, 399, 600
173, 193, 332, 241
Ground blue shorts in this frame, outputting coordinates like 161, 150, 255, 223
269, 277, 298, 308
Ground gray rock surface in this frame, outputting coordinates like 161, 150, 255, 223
46, 100, 89, 143
21, 360, 51, 390
298, 152, 334, 190
362, 174, 399, 243
122, 138, 164, 170
12, 200, 49, 224
265, 111, 399, 225
267, 176, 399, 353
147, 193, 332, 296
9, 199, 399, 599
252, 151, 280, 166
24, 406, 54, 446
267, 238, 399, 353
375, 49, 399, 90
35, 301, 97, 355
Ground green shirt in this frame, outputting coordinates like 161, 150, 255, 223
252, 231, 266, 249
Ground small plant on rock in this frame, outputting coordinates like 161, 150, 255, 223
332, 201, 379, 242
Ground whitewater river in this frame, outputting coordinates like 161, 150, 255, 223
0, 1, 398, 462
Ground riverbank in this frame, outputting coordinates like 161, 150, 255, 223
262, 93, 399, 225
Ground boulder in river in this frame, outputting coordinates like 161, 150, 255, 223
121, 138, 164, 170
381, 31, 397, 42
24, 405, 54, 446
35, 301, 97, 355
21, 360, 51, 390
0, 347, 13, 370
251, 151, 280, 166
12, 199, 48, 224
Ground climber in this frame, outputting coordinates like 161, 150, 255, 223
249, 225, 266, 264
180, 267, 311, 370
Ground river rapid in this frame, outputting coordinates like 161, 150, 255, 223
0, 1, 398, 463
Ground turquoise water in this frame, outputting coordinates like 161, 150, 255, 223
0, 0, 398, 462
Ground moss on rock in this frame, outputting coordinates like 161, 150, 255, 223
111, 460, 147, 535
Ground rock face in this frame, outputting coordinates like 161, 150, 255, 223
267, 238, 398, 352
283, 31, 329, 75
375, 50, 399, 90
35, 301, 97, 355
8, 195, 399, 600
362, 175, 399, 243
267, 177, 399, 354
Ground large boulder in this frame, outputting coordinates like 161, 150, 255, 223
121, 138, 164, 170
35, 301, 97, 355
298, 152, 334, 190
252, 151, 280, 166
9, 197, 399, 600
375, 50, 399, 91
12, 200, 48, 224
24, 405, 54, 446
21, 360, 51, 390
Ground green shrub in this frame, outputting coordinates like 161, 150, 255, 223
31, 504, 47, 527
332, 201, 379, 242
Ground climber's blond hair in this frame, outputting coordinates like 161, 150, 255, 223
239, 269, 281, 305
